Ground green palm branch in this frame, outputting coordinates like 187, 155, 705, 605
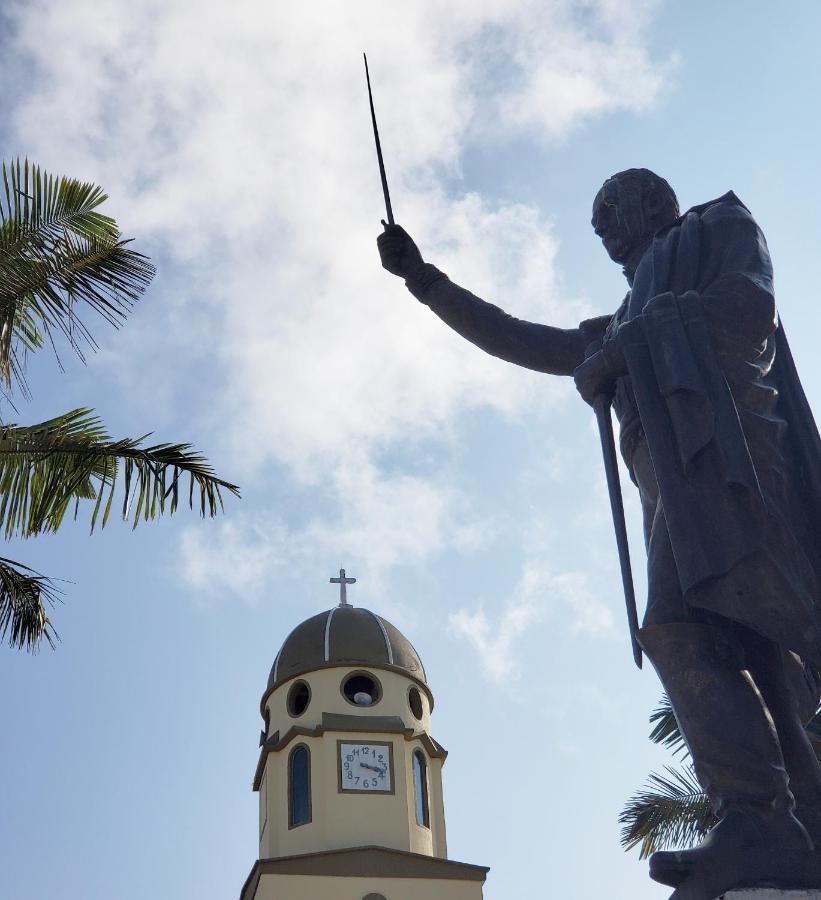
0, 161, 239, 654
0, 408, 240, 537
0, 158, 155, 391
0, 408, 240, 649
620, 695, 714, 858
0, 556, 59, 651
648, 693, 688, 756
619, 764, 716, 859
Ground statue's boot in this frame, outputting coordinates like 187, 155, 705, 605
639, 623, 812, 892
744, 633, 821, 847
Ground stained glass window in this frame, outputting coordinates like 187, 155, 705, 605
413, 750, 429, 828
289, 745, 311, 827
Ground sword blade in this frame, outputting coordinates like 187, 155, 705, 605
363, 53, 394, 226
594, 394, 642, 669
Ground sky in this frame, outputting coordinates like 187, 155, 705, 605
2, 2, 821, 898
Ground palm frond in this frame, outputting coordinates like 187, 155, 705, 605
0, 555, 59, 651
619, 764, 716, 859
649, 693, 689, 757
0, 159, 155, 389
0, 408, 240, 537
0, 158, 117, 243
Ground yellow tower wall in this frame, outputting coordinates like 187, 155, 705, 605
240, 847, 488, 900
250, 873, 483, 900
263, 666, 433, 738
257, 667, 446, 860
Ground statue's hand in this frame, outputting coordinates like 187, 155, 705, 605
377, 223, 425, 278
573, 341, 627, 406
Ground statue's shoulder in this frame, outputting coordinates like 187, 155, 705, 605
695, 192, 758, 230
654, 193, 756, 247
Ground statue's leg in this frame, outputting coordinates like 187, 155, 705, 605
640, 620, 811, 890
741, 626, 821, 844
640, 510, 811, 892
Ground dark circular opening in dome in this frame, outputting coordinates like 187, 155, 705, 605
287, 680, 311, 717
341, 672, 382, 707
408, 685, 423, 720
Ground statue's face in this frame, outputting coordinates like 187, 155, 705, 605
591, 178, 642, 266
591, 173, 678, 275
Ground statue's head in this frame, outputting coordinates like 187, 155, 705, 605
591, 168, 679, 280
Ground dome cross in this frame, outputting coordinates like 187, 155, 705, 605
330, 568, 356, 607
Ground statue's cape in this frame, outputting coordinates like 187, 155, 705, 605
619, 193, 821, 661
771, 323, 821, 532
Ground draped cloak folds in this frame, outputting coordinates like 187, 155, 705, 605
609, 192, 821, 665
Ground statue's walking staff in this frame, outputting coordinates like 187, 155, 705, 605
363, 53, 394, 226
593, 393, 642, 668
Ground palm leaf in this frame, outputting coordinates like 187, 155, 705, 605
0, 408, 240, 537
0, 158, 155, 390
649, 693, 689, 757
0, 555, 59, 651
619, 764, 716, 859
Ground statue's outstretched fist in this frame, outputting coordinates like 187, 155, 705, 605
377, 223, 424, 279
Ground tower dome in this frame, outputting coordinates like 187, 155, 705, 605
267, 604, 428, 694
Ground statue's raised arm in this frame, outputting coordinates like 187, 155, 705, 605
377, 224, 591, 376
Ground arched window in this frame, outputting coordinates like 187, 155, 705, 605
289, 744, 311, 827
413, 750, 430, 828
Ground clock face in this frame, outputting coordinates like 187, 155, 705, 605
338, 741, 393, 794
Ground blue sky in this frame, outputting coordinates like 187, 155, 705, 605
2, 2, 821, 898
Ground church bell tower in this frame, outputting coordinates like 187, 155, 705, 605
239, 570, 488, 899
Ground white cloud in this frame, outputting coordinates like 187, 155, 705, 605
178, 453, 494, 603
463, 0, 675, 142
218, 187, 579, 482
448, 561, 616, 683
2, 0, 672, 592
179, 515, 291, 602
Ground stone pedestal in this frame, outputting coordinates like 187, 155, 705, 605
660, 850, 821, 899
723, 892, 821, 899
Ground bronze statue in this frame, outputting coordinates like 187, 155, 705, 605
377, 169, 821, 898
